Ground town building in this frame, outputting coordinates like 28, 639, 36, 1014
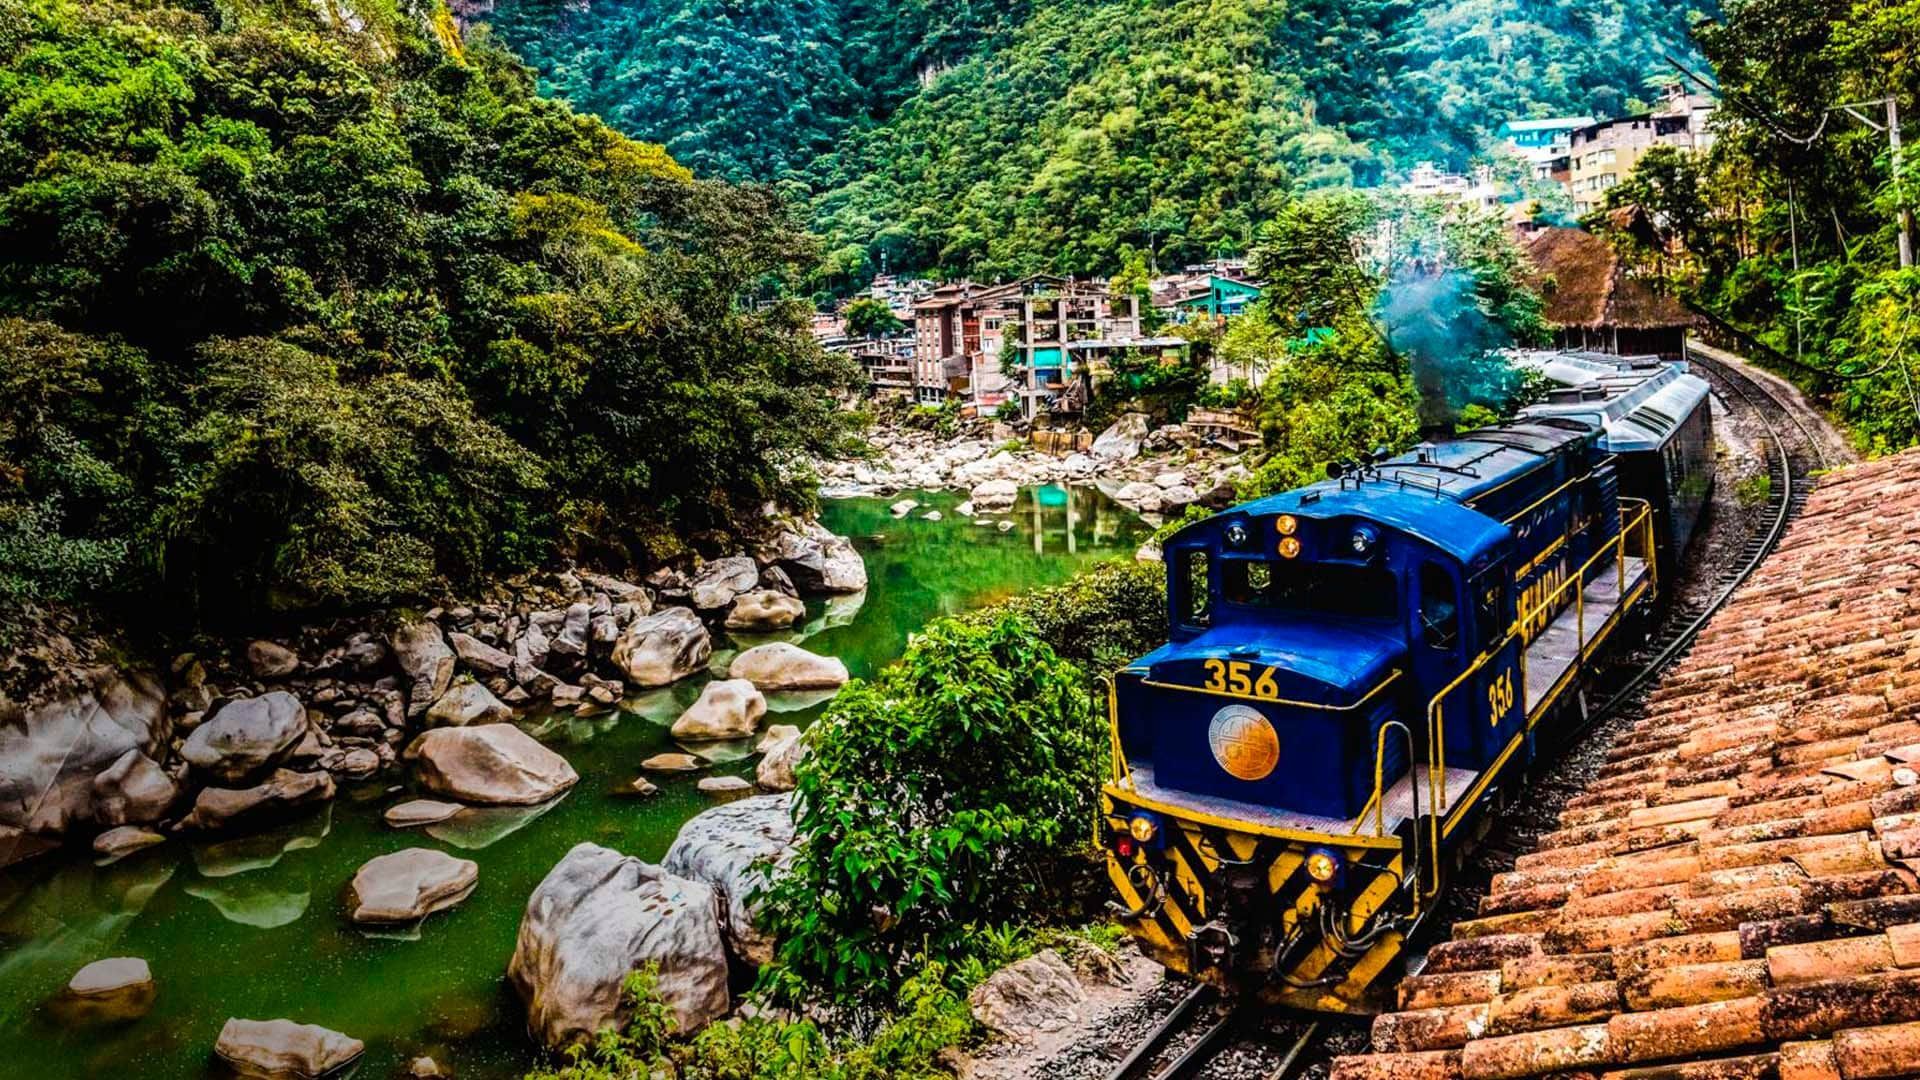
1498, 116, 1595, 183
1525, 226, 1697, 361
1012, 284, 1149, 420
1566, 88, 1716, 214
1168, 274, 1264, 320
1399, 162, 1502, 209
910, 278, 1035, 408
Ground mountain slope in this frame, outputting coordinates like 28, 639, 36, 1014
483, 0, 1710, 277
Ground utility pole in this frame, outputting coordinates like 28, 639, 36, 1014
1890, 95, 1913, 269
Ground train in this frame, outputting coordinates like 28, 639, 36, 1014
1100, 350, 1712, 1014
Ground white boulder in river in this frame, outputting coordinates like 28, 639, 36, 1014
724, 589, 805, 631
424, 677, 511, 728
406, 725, 579, 806
509, 843, 730, 1048
969, 478, 1018, 511
348, 848, 479, 924
214, 1018, 365, 1079
54, 957, 156, 1024
728, 643, 848, 690
764, 523, 867, 594
670, 679, 766, 741
181, 692, 307, 783
663, 794, 798, 966
390, 619, 456, 719
610, 607, 712, 687
689, 556, 760, 611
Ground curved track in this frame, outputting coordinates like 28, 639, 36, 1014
1097, 343, 1834, 1080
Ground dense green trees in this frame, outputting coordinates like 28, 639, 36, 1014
485, 0, 1707, 282
0, 0, 859, 625
1593, 0, 1918, 452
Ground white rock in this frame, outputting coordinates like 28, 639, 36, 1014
1159, 484, 1201, 508
424, 678, 511, 728
696, 776, 753, 795
214, 1018, 365, 1080
889, 498, 919, 517
922, 510, 943, 522
391, 620, 456, 718
406, 725, 578, 806
663, 794, 796, 966
610, 607, 712, 687
1092, 413, 1150, 461
181, 692, 308, 783
968, 950, 1086, 1040
689, 557, 760, 611
383, 799, 463, 828
728, 643, 848, 690
347, 848, 479, 924
508, 843, 730, 1047
755, 728, 806, 792
954, 500, 976, 516
93, 825, 165, 859
670, 679, 767, 741
1154, 471, 1188, 489
724, 590, 805, 632
970, 478, 1019, 511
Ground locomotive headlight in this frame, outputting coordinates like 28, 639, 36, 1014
1305, 847, 1341, 885
1225, 522, 1250, 548
1128, 814, 1160, 843
1277, 536, 1301, 559
1350, 525, 1379, 554
1276, 514, 1299, 536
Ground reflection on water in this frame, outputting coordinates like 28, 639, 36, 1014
0, 486, 1149, 1079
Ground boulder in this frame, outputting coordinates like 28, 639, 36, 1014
1091, 412, 1150, 460
967, 949, 1086, 1040
663, 794, 797, 966
246, 641, 300, 680
758, 564, 798, 597
180, 770, 336, 832
755, 728, 806, 793
724, 590, 805, 632
610, 607, 712, 688
1114, 481, 1166, 513
448, 632, 513, 678
407, 725, 578, 807
181, 692, 308, 784
728, 643, 848, 691
91, 749, 178, 827
55, 957, 156, 1024
579, 572, 651, 610
508, 843, 730, 1048
551, 602, 592, 659
755, 724, 802, 753
670, 679, 766, 741
689, 556, 760, 612
922, 510, 943, 522
0, 668, 168, 838
347, 848, 479, 924
424, 678, 511, 729
1159, 484, 1200, 509
1153, 471, 1188, 489
214, 1018, 365, 1080
334, 748, 380, 780
383, 799, 464, 828
766, 525, 867, 594
888, 498, 919, 517
696, 776, 753, 795
392, 620, 457, 719
641, 753, 703, 773
970, 478, 1019, 511
93, 825, 166, 859
514, 621, 552, 672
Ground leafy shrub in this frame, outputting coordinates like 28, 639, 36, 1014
958, 557, 1166, 674
760, 613, 1105, 1002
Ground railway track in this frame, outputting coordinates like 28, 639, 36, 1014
1101, 984, 1321, 1080
1095, 343, 1831, 1080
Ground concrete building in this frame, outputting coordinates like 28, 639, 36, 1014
1499, 116, 1595, 182
1566, 89, 1715, 214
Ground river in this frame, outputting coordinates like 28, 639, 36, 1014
0, 486, 1149, 1080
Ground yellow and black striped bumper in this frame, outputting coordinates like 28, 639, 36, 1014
1102, 787, 1410, 1015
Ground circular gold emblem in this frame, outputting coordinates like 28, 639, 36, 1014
1208, 704, 1279, 781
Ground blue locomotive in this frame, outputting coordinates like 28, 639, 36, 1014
1101, 352, 1711, 1013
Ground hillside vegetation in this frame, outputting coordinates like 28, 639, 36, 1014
485, 0, 1707, 279
0, 0, 858, 632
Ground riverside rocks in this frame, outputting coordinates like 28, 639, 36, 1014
214, 1018, 365, 1079
448, 632, 512, 677
509, 843, 730, 1047
91, 749, 178, 827
382, 799, 463, 828
181, 692, 308, 783
670, 679, 766, 741
728, 643, 848, 691
765, 523, 868, 594
970, 478, 1019, 511
57, 957, 157, 1024
93, 825, 166, 859
246, 641, 300, 680
0, 668, 168, 842
391, 620, 456, 719
347, 848, 478, 924
689, 557, 760, 612
968, 950, 1087, 1039
179, 769, 335, 832
406, 725, 578, 806
423, 678, 511, 728
724, 590, 805, 631
611, 607, 712, 688
662, 794, 797, 966
755, 727, 806, 792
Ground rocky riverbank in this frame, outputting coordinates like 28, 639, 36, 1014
0, 518, 866, 871
818, 412, 1255, 522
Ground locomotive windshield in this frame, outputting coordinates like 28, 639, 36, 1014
1220, 559, 1397, 619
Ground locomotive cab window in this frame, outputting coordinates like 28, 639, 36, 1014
1179, 550, 1211, 628
1221, 559, 1397, 619
1419, 562, 1460, 651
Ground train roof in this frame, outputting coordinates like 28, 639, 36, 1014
1217, 420, 1596, 562
1511, 349, 1711, 452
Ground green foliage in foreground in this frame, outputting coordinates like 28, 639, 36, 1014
760, 613, 1106, 1003
957, 557, 1166, 675
0, 0, 860, 623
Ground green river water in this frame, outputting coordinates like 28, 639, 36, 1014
0, 487, 1148, 1080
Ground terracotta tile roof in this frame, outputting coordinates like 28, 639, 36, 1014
1333, 449, 1920, 1080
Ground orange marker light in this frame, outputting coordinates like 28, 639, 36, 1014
1278, 537, 1301, 559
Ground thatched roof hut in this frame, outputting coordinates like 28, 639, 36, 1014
1525, 226, 1695, 360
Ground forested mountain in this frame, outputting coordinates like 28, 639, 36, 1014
483, 0, 1708, 278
